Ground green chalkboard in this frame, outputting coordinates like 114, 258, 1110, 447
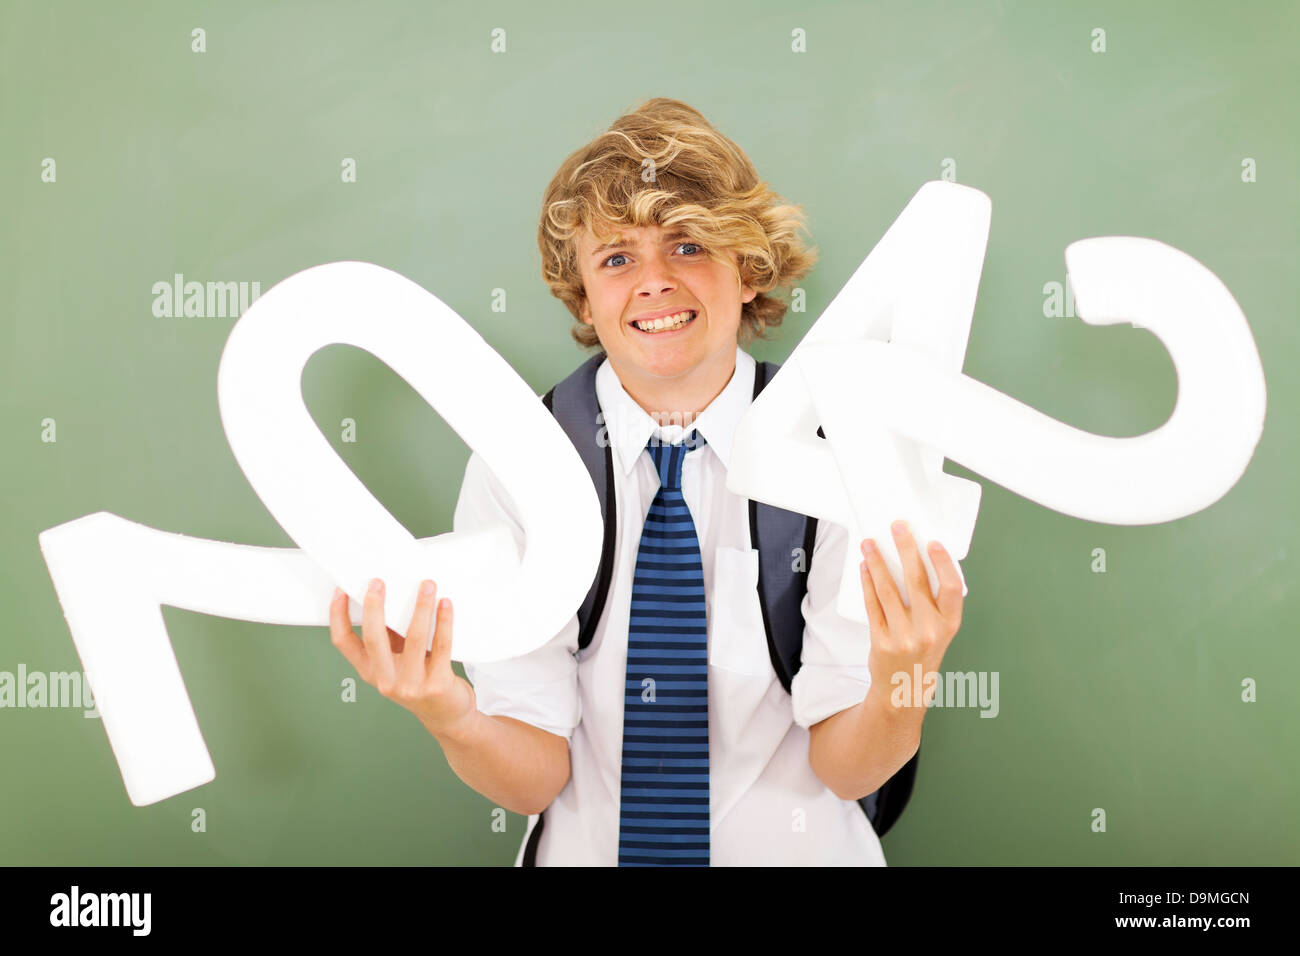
1, 0, 1295, 866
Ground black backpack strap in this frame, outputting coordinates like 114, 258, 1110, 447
540, 352, 619, 653
748, 360, 816, 693
520, 810, 544, 867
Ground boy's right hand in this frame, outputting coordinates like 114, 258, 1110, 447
329, 577, 478, 737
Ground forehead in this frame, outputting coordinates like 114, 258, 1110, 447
578, 221, 686, 252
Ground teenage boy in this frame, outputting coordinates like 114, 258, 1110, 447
328, 98, 964, 865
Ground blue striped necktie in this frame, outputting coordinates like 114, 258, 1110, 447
618, 429, 710, 867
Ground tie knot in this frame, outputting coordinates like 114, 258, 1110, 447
645, 430, 706, 490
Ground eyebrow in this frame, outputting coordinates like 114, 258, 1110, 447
589, 230, 693, 258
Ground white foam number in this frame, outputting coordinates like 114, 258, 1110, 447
38, 262, 603, 806
729, 181, 1267, 624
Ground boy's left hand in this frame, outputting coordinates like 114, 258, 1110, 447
859, 521, 965, 704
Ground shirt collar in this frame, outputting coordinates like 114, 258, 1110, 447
595, 346, 756, 477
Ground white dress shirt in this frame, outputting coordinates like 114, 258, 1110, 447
455, 346, 886, 866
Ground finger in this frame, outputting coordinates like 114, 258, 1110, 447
927, 540, 965, 629
890, 520, 931, 612
428, 596, 454, 679
401, 580, 438, 676
858, 551, 888, 638
328, 587, 369, 678
361, 578, 396, 688
860, 538, 908, 635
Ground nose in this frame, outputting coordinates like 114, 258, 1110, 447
634, 252, 678, 299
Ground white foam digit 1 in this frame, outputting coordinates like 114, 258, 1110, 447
732, 182, 1267, 623
38, 261, 603, 805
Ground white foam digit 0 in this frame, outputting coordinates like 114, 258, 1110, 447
38, 261, 603, 805
217, 261, 602, 658
729, 181, 1267, 624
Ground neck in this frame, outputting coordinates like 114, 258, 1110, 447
613, 349, 737, 429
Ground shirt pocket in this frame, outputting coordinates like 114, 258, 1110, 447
708, 546, 775, 678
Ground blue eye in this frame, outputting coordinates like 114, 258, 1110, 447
601, 242, 704, 268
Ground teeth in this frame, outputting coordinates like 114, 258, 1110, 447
635, 310, 695, 332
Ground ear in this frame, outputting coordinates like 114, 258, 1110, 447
734, 256, 758, 305
578, 297, 593, 325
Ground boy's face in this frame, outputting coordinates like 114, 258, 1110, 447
575, 222, 757, 396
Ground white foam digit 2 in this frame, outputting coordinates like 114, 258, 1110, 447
38, 261, 603, 805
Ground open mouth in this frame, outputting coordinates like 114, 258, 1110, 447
631, 310, 697, 335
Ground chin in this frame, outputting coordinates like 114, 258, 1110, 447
638, 355, 696, 378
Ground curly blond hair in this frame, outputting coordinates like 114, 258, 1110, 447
538, 98, 818, 351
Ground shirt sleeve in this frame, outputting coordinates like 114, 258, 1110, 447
790, 517, 872, 730
454, 449, 582, 742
